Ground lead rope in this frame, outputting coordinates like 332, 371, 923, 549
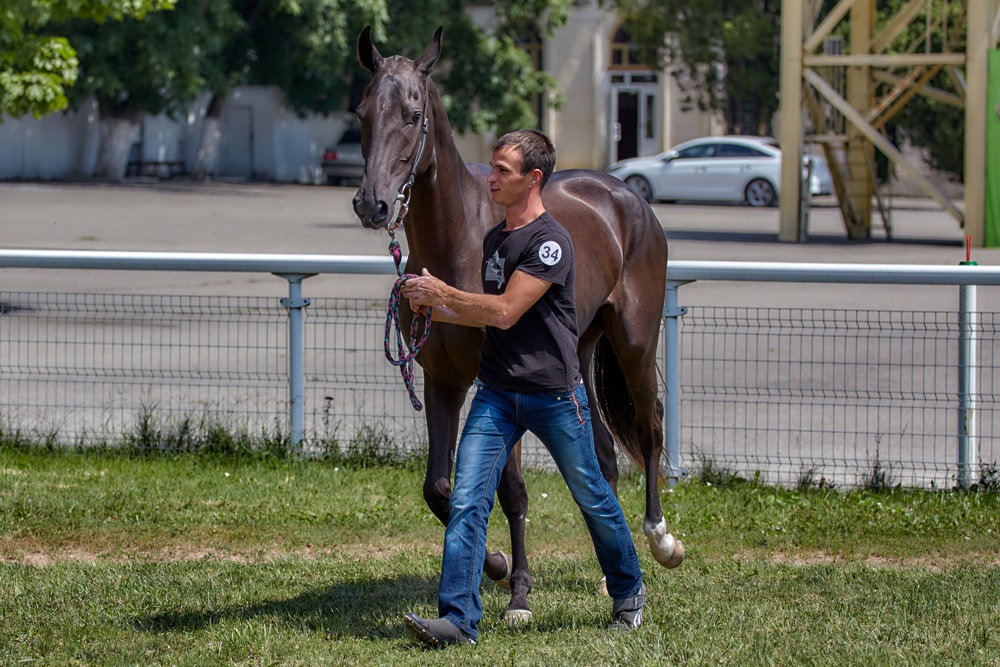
383, 106, 432, 411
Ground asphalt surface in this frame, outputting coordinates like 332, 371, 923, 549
2, 181, 996, 313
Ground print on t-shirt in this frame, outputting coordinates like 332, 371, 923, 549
485, 250, 506, 290
538, 241, 562, 266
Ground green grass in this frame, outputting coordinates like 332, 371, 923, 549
2, 446, 999, 664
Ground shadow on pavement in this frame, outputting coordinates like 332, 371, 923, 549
665, 229, 963, 247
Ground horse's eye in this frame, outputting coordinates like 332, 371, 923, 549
411, 111, 422, 124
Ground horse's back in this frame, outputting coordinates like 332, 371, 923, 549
541, 169, 667, 323
545, 169, 665, 256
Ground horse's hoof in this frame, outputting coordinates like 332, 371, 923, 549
643, 517, 685, 569
493, 550, 512, 590
503, 608, 533, 627
598, 576, 609, 597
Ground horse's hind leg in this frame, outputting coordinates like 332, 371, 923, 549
600, 306, 685, 569
580, 328, 619, 495
494, 440, 533, 624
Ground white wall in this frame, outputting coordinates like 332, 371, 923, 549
0, 88, 350, 182
0, 99, 100, 179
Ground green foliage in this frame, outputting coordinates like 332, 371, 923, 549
369, 0, 571, 133
6, 0, 570, 134
609, 0, 781, 134
313, 422, 424, 469
224, 0, 391, 116
873, 0, 966, 181
0, 0, 175, 118
59, 0, 242, 118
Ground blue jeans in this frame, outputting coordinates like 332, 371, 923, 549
438, 380, 644, 639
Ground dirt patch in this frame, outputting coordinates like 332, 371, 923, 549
733, 549, 1000, 571
0, 540, 439, 566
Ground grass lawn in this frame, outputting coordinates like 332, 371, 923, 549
1, 447, 998, 665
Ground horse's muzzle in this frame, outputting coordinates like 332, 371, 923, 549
352, 187, 391, 229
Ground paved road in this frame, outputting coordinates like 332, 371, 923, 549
2, 181, 997, 310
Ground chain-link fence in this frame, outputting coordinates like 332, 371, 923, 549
679, 306, 998, 488
2, 288, 997, 489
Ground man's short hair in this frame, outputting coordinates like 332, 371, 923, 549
493, 130, 556, 189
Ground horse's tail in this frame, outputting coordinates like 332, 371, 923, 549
592, 335, 654, 475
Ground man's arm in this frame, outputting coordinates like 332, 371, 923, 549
400, 268, 549, 329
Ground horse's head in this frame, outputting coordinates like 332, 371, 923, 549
352, 26, 442, 229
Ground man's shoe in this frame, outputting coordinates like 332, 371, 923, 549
609, 583, 646, 631
403, 613, 476, 647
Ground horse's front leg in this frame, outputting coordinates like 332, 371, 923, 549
494, 440, 532, 625
421, 377, 520, 591
421, 379, 464, 525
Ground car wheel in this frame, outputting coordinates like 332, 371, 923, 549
744, 179, 777, 207
625, 175, 653, 203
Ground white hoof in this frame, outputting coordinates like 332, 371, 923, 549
495, 551, 512, 591
503, 608, 533, 627
598, 575, 609, 597
643, 517, 685, 569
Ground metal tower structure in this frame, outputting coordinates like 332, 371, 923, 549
779, 0, 1000, 244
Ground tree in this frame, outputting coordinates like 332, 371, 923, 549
384, 0, 571, 135
56, 0, 242, 178
194, 0, 571, 177
0, 0, 174, 119
30, 0, 567, 179
609, 0, 781, 134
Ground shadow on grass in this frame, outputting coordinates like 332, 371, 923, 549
134, 574, 437, 640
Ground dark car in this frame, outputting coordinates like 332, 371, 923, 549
322, 127, 365, 185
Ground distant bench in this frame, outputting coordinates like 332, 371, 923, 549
126, 160, 186, 178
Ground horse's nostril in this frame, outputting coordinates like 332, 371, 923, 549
351, 192, 392, 227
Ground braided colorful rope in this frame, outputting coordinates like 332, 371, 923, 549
384, 230, 432, 411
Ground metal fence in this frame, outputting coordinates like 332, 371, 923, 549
680, 306, 998, 489
1, 250, 998, 489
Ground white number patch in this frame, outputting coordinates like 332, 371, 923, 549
538, 241, 562, 266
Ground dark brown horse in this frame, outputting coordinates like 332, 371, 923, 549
352, 27, 683, 623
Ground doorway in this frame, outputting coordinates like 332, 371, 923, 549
610, 76, 659, 164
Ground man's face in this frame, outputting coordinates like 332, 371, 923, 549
487, 145, 534, 207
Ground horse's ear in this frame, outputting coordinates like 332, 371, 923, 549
414, 26, 443, 78
357, 26, 384, 74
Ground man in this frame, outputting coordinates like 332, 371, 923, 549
400, 130, 645, 647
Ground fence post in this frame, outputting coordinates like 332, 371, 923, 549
663, 280, 690, 485
276, 273, 315, 447
958, 281, 977, 488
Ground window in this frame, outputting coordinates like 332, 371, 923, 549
610, 27, 642, 70
516, 26, 544, 130
715, 143, 767, 158
676, 144, 716, 159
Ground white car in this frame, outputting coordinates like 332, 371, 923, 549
607, 136, 833, 207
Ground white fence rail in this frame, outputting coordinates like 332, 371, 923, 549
2, 250, 998, 489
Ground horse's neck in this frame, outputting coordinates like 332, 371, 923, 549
403, 85, 493, 286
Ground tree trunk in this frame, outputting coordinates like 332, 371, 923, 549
194, 93, 225, 180
95, 116, 140, 181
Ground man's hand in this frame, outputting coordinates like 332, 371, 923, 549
401, 268, 446, 313
400, 267, 550, 329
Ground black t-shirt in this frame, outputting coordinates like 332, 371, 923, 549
477, 211, 580, 393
